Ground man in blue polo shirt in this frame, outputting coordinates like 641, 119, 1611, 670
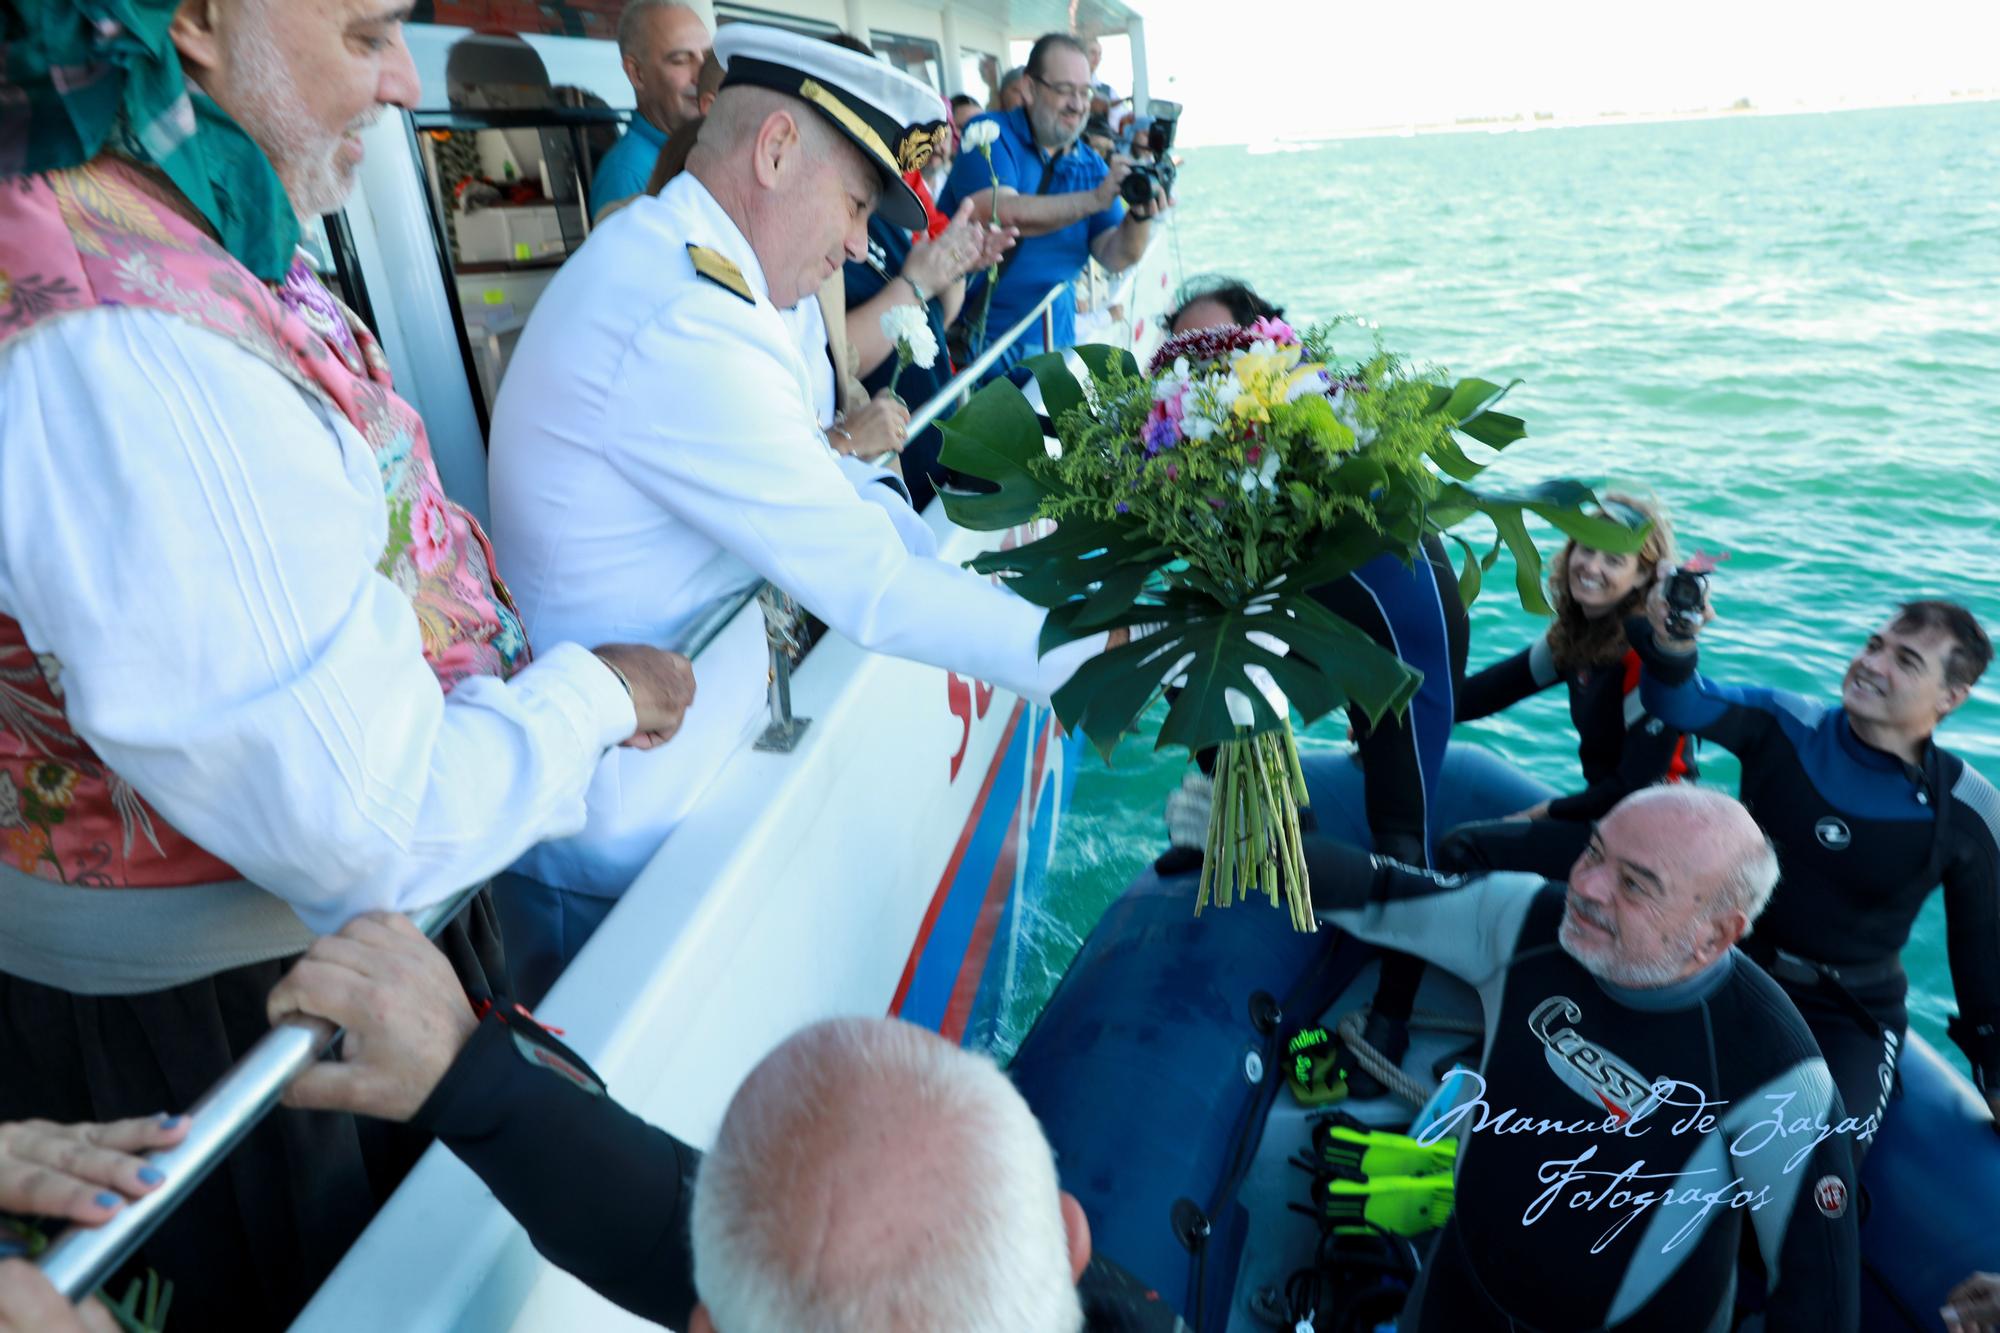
940, 32, 1166, 375
590, 1, 710, 221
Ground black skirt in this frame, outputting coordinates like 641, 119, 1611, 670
0, 891, 510, 1331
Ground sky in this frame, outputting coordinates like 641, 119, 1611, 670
1064, 0, 2000, 147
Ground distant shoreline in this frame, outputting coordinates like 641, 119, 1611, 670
1193, 90, 1999, 153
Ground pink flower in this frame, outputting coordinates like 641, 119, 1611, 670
1248, 316, 1298, 345
411, 490, 453, 575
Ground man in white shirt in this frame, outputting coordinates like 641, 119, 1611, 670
0, 1, 693, 1323
487, 26, 1117, 974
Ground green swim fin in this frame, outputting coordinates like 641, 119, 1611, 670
1315, 1122, 1458, 1180
1321, 1172, 1455, 1237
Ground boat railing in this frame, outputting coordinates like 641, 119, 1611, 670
33, 281, 1069, 1302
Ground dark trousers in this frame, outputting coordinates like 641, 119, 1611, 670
0, 895, 508, 1330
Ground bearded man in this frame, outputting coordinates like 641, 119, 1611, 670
0, 3, 694, 1325
1300, 786, 1861, 1331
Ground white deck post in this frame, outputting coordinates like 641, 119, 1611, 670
844, 0, 871, 44
684, 0, 717, 29
1126, 15, 1150, 112
939, 6, 965, 95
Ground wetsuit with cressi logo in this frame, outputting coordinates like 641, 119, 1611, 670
1629, 619, 2000, 1153
1304, 837, 1861, 1332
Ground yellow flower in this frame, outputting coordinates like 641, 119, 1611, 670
24, 761, 79, 811
1230, 348, 1326, 423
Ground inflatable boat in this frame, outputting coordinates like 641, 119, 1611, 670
1010, 746, 1999, 1332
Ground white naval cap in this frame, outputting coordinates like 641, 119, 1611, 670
712, 22, 950, 231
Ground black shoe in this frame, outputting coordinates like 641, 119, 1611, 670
1342, 1011, 1410, 1101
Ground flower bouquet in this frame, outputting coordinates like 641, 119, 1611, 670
934, 318, 1643, 930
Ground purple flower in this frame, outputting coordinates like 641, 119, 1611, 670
1165, 465, 1179, 480
1115, 502, 1130, 513
1208, 497, 1227, 510
1142, 413, 1181, 457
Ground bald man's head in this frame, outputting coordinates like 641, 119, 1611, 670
689, 1018, 1084, 1333
1561, 785, 1778, 987
619, 1, 710, 133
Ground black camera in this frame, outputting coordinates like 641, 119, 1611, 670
1119, 99, 1180, 208
1661, 555, 1722, 639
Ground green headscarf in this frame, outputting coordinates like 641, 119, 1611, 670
2, 1, 299, 278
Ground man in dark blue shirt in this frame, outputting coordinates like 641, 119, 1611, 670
939, 33, 1165, 376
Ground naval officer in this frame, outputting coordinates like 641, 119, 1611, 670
486, 26, 1115, 989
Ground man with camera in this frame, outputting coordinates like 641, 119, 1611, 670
938, 32, 1168, 376
1631, 579, 1999, 1154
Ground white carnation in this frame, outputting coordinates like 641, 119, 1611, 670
962, 119, 1000, 150
880, 304, 939, 368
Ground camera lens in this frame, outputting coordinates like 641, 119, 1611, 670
1120, 169, 1153, 207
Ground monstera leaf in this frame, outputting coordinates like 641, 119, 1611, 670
934, 378, 1053, 530
1042, 581, 1422, 761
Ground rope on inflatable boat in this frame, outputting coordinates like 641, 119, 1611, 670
1336, 1008, 1484, 1109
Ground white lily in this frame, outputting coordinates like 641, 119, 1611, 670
1238, 452, 1281, 497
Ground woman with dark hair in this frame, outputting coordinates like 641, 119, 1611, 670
1165, 274, 1284, 333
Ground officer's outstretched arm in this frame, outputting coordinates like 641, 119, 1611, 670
1302, 834, 1537, 989
607, 295, 1079, 702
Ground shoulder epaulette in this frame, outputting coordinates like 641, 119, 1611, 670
687, 243, 755, 305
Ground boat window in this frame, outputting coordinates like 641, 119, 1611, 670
960, 50, 999, 109
409, 1, 620, 42
870, 30, 943, 90
402, 31, 626, 430
713, 4, 841, 38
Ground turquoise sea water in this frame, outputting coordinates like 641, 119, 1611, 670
996, 101, 2000, 1068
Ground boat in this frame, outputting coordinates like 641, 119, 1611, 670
1009, 745, 2000, 1332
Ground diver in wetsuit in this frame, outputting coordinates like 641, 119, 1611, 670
1630, 592, 2000, 1151
1439, 492, 1693, 881
1306, 785, 1861, 1332
261, 917, 1185, 1333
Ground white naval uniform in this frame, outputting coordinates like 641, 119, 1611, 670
487, 173, 1095, 897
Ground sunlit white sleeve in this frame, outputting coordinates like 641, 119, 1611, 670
0, 309, 635, 931
602, 295, 1100, 704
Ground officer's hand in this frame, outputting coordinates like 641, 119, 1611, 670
593, 644, 697, 749
835, 391, 913, 461
267, 913, 480, 1123
1944, 1271, 2000, 1331
1644, 568, 1714, 652
1095, 157, 1134, 210
0, 1114, 188, 1226
0, 1262, 116, 1333
968, 219, 1018, 272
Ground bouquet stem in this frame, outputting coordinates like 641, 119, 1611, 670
1195, 722, 1314, 932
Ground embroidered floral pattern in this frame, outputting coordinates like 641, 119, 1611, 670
0, 158, 532, 888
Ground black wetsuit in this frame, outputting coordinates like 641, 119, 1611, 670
1441, 631, 1694, 882
414, 1006, 1182, 1331
1304, 838, 1861, 1332
1631, 622, 2000, 1151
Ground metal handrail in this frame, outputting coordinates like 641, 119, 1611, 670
35, 284, 1077, 1297
38, 887, 482, 1301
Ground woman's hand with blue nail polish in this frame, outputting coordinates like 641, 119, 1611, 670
0, 1114, 191, 1226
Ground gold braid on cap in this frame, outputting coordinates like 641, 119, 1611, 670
797, 77, 893, 169
896, 122, 950, 173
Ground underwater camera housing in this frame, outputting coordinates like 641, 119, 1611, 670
1120, 99, 1181, 207
1662, 552, 1726, 639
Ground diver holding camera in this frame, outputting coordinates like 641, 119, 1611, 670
1628, 566, 2000, 1152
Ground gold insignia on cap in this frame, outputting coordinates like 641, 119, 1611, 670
797, 76, 894, 171
896, 122, 950, 174
687, 243, 755, 304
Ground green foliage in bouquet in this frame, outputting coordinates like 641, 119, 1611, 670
936, 318, 1645, 928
